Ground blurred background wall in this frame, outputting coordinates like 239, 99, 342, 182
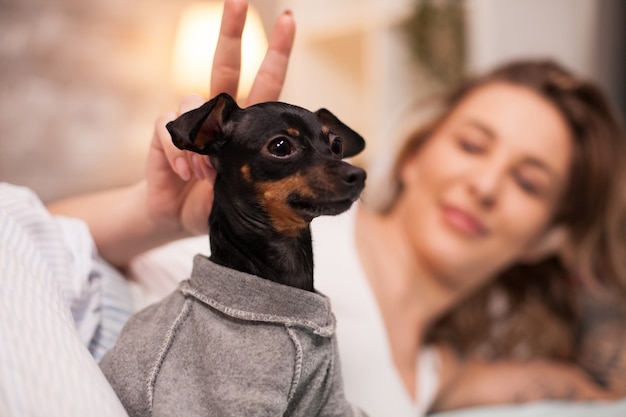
0, 0, 624, 203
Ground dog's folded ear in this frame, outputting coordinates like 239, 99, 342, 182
166, 92, 239, 155
314, 109, 365, 158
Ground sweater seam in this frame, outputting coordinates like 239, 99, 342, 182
284, 326, 303, 408
147, 297, 193, 414
318, 335, 337, 410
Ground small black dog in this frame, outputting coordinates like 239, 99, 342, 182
100, 93, 367, 416
168, 92, 366, 291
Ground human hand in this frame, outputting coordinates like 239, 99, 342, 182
576, 291, 626, 396
145, 0, 295, 238
434, 356, 618, 412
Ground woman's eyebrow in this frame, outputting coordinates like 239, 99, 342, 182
463, 119, 496, 140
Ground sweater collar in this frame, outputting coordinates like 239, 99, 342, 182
182, 255, 336, 337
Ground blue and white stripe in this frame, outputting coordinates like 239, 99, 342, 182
0, 183, 130, 416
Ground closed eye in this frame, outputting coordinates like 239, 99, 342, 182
455, 121, 493, 154
513, 164, 552, 197
514, 172, 541, 195
459, 140, 483, 154
458, 137, 487, 154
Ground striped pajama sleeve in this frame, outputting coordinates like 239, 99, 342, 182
0, 183, 131, 416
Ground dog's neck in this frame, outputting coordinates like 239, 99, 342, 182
207, 181, 315, 292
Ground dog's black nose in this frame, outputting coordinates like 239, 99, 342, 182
342, 165, 366, 186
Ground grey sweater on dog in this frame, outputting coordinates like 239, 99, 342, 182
100, 255, 365, 417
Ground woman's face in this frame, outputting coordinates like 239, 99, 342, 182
398, 82, 573, 298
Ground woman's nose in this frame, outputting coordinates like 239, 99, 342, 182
467, 163, 505, 208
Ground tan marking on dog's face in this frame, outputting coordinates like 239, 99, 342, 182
321, 125, 329, 136
241, 164, 252, 183
255, 174, 315, 237
286, 127, 300, 137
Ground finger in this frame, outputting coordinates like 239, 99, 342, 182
190, 154, 217, 182
202, 156, 217, 182
191, 154, 205, 180
210, 0, 247, 98
178, 94, 205, 115
246, 10, 295, 106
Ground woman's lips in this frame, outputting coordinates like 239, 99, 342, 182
441, 204, 488, 237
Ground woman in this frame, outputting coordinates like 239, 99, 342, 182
310, 59, 626, 415
413, 63, 626, 411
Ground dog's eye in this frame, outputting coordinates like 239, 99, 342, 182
267, 137, 294, 158
329, 134, 343, 158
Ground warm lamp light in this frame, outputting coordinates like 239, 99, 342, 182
171, 2, 268, 98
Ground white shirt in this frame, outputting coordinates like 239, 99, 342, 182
313, 206, 440, 417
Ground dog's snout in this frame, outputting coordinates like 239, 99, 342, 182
342, 165, 366, 186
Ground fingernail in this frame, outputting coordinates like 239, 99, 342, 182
175, 157, 191, 181
283, 9, 292, 16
